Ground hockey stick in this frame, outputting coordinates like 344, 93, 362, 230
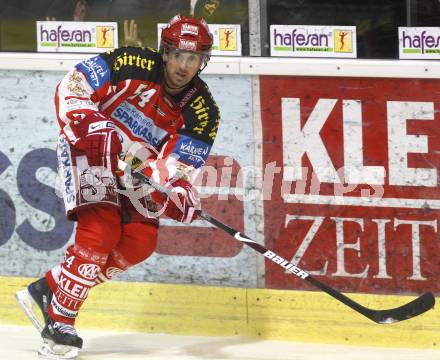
125, 163, 435, 324
198, 212, 435, 324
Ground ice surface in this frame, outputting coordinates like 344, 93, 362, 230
1, 324, 438, 360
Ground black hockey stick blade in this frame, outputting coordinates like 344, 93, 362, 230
128, 167, 436, 324
364, 291, 435, 324
306, 276, 436, 324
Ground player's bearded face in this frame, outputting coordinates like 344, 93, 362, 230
163, 47, 203, 90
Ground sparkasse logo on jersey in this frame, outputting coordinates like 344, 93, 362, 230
37, 21, 118, 53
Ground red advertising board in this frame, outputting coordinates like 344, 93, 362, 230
260, 76, 440, 295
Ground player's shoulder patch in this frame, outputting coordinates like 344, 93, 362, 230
101, 46, 163, 83
181, 80, 221, 144
76, 55, 110, 91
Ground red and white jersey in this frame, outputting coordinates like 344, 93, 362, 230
55, 46, 220, 183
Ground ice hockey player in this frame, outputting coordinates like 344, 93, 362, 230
16, 14, 219, 359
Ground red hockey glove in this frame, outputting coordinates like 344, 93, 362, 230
153, 178, 200, 224
63, 112, 122, 172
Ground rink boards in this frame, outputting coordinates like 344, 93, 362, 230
1, 276, 440, 349
0, 56, 440, 350
0, 64, 440, 293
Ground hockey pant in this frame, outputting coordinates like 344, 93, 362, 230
45, 206, 158, 324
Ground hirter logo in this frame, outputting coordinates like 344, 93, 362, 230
181, 23, 199, 36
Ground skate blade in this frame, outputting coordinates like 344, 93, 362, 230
15, 289, 44, 333
38, 339, 79, 360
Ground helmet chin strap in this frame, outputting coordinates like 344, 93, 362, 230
198, 61, 208, 74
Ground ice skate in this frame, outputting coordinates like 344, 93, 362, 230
38, 319, 83, 360
16, 277, 53, 333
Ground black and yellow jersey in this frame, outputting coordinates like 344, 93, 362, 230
55, 46, 220, 180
